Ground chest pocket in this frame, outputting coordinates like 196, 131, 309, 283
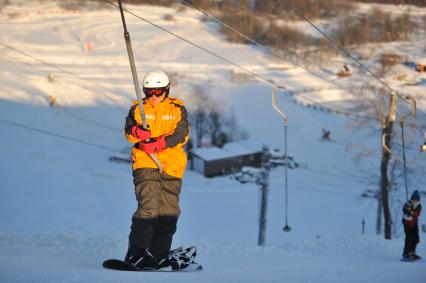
149, 108, 176, 137
161, 114, 174, 121
159, 111, 175, 135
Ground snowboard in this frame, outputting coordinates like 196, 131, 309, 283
400, 257, 421, 262
103, 245, 202, 272
102, 259, 202, 272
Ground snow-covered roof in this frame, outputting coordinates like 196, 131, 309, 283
234, 139, 263, 150
191, 147, 233, 161
191, 140, 262, 161
417, 58, 426, 64
223, 142, 258, 156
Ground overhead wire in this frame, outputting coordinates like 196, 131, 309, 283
174, 1, 424, 153
0, 118, 121, 153
103, 0, 425, 179
300, 169, 366, 193
61, 108, 122, 131
4, 2, 421, 126
0, 40, 375, 139
0, 51, 123, 132
179, 0, 336, 86
103, 0, 372, 123
288, 6, 426, 118
178, 0, 379, 121
178, 1, 425, 120
305, 167, 366, 183
103, 1, 283, 87
157, 0, 380, 202
2, 2, 421, 159
0, 2, 405, 207
0, 41, 129, 109
269, 181, 359, 198
0, 38, 369, 148
1, 51, 49, 74
180, 0, 426, 121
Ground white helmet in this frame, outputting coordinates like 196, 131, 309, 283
142, 70, 170, 97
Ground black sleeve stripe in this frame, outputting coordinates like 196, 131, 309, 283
165, 103, 190, 148
124, 104, 138, 135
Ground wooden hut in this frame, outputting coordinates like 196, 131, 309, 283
415, 62, 426, 72
190, 140, 262, 177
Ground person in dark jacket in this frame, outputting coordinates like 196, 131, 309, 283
402, 190, 422, 260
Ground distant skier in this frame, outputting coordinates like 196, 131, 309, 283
337, 63, 352, 77
343, 63, 350, 72
48, 95, 58, 107
421, 131, 426, 152
123, 70, 190, 269
321, 128, 331, 141
402, 190, 422, 261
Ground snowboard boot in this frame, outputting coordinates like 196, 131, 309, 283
409, 252, 422, 260
124, 245, 158, 270
149, 246, 198, 271
167, 246, 197, 270
155, 247, 183, 270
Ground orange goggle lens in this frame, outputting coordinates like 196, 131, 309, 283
144, 87, 165, 97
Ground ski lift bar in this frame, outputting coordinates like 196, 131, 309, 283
117, 0, 163, 172
400, 95, 416, 125
400, 95, 416, 200
382, 133, 392, 154
272, 88, 291, 232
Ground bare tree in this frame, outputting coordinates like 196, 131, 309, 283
351, 85, 426, 239
187, 87, 247, 148
225, 107, 249, 142
209, 99, 223, 147
253, 0, 274, 14
0, 0, 9, 11
379, 53, 404, 77
354, 0, 426, 7
379, 91, 397, 240
239, 0, 252, 11
189, 86, 210, 147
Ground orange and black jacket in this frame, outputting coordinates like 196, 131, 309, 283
402, 201, 422, 227
124, 97, 190, 179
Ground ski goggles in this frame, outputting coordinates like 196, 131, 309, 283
143, 87, 166, 97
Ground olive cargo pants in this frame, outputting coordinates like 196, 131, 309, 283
128, 168, 181, 259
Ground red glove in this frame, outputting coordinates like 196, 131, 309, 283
131, 125, 151, 140
139, 137, 167, 154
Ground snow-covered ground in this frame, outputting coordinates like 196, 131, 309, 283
0, 1, 425, 283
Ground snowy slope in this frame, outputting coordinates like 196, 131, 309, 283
0, 1, 425, 283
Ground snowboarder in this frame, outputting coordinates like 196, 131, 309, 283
402, 190, 422, 261
123, 70, 190, 270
